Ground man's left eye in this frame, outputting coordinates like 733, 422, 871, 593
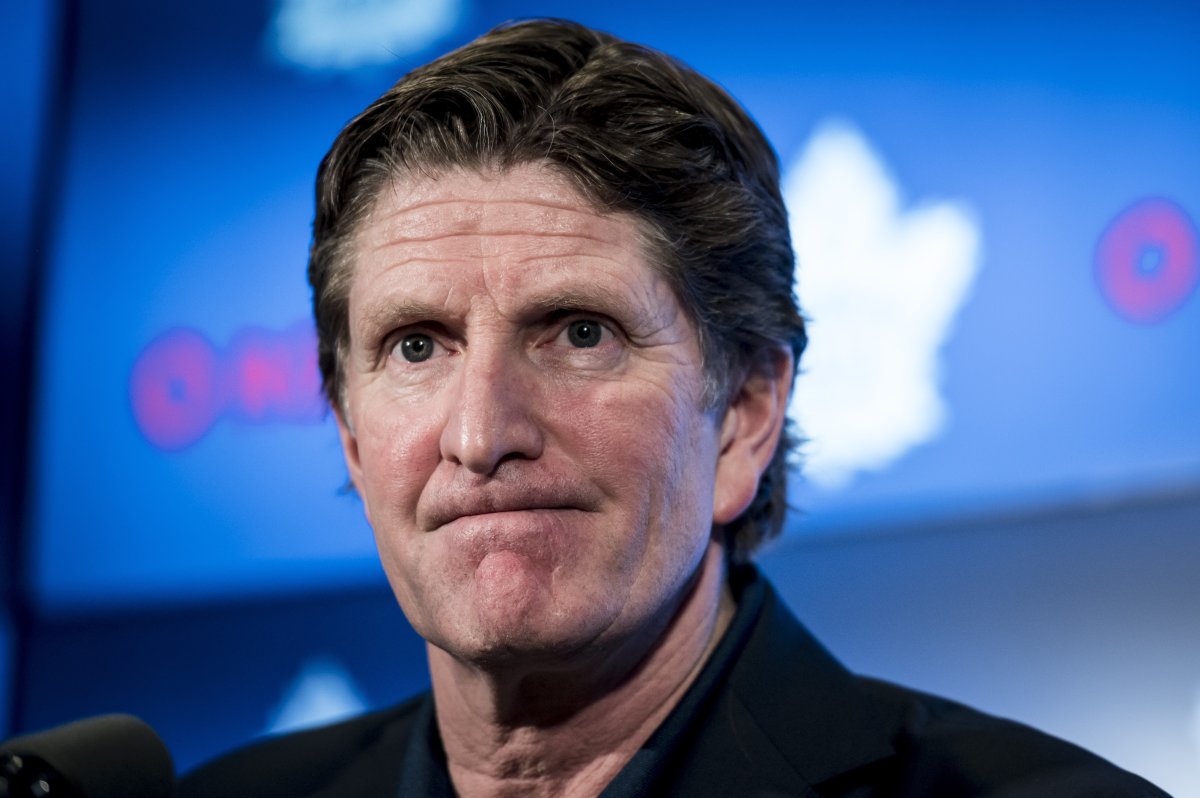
563, 319, 605, 348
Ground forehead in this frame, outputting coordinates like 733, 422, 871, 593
355, 163, 641, 262
346, 163, 682, 328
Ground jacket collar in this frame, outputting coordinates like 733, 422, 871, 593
727, 565, 898, 788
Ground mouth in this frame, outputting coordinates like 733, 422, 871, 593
423, 495, 592, 533
418, 467, 603, 533
436, 504, 585, 528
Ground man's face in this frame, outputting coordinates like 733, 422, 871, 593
337, 162, 735, 665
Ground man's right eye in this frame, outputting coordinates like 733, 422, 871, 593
394, 333, 436, 363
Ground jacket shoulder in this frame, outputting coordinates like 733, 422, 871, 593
178, 693, 428, 798
855, 678, 1172, 797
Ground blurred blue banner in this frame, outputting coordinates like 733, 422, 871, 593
29, 0, 1200, 612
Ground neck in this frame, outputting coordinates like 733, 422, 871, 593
427, 539, 735, 798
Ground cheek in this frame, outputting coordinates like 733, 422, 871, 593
350, 394, 447, 631
568, 378, 718, 546
352, 393, 442, 528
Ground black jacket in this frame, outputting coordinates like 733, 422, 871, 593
180, 568, 1169, 796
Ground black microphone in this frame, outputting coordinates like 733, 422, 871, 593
0, 714, 175, 798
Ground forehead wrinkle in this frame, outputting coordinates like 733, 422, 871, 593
368, 230, 630, 264
366, 198, 625, 252
372, 193, 598, 220
355, 229, 638, 308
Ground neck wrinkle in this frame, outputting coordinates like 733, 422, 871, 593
429, 540, 735, 798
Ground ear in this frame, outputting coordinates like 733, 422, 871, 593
334, 406, 366, 497
712, 348, 793, 525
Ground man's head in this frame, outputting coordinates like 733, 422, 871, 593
310, 19, 806, 561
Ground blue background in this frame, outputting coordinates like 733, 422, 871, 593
5, 1, 1199, 795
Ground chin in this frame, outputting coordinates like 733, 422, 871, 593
438, 617, 605, 672
436, 587, 620, 671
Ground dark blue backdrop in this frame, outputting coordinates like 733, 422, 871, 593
6, 1, 1199, 794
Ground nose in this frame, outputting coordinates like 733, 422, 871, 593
439, 346, 544, 475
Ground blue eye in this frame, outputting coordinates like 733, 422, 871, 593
566, 319, 603, 348
398, 333, 435, 362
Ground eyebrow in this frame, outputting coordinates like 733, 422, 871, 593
525, 286, 648, 320
355, 298, 448, 347
353, 284, 662, 346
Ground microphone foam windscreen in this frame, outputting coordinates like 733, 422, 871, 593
1, 714, 175, 798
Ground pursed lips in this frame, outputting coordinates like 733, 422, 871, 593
420, 489, 596, 533
441, 506, 583, 532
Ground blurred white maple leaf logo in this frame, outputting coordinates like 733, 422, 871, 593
267, 658, 368, 734
268, 0, 463, 70
784, 120, 982, 489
